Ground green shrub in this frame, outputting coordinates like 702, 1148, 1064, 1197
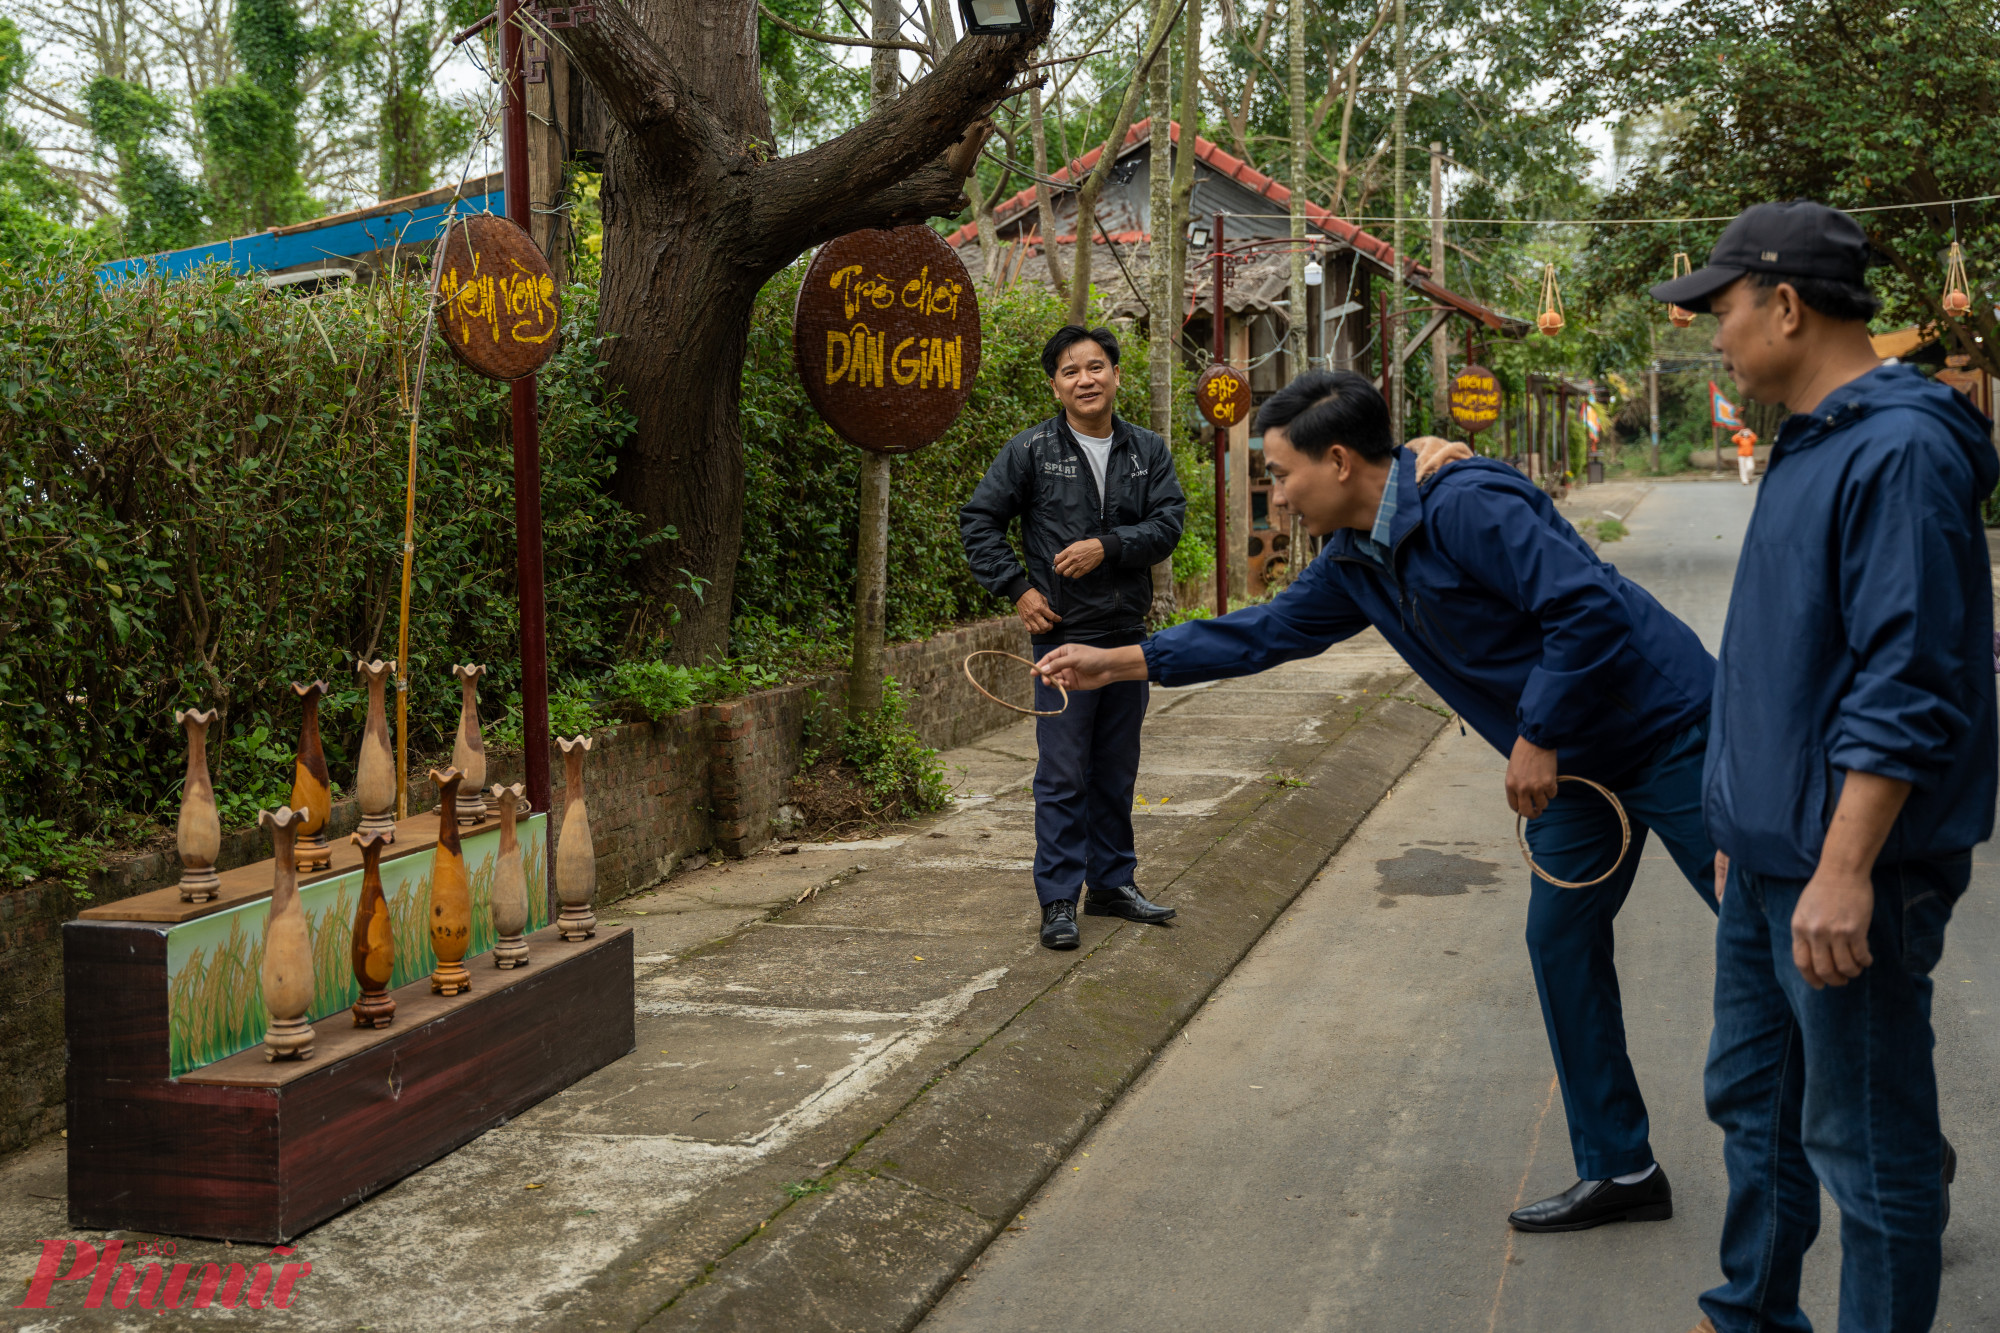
838, 679, 951, 815
0, 257, 649, 841
604, 658, 783, 722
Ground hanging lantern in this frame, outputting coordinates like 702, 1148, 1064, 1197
1668, 253, 1696, 328
1537, 263, 1565, 336
1943, 242, 1973, 317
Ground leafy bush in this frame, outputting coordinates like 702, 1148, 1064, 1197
0, 257, 649, 843
0, 817, 102, 896
604, 658, 784, 722
839, 679, 951, 815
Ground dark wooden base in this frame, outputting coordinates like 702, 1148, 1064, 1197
64, 921, 633, 1243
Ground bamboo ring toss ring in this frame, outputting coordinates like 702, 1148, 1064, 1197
962, 651, 1069, 717
1516, 776, 1631, 889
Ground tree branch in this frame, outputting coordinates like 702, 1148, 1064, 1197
544, 0, 731, 162
757, 3, 934, 59
749, 0, 1055, 251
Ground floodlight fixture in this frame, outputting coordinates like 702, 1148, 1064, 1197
958, 0, 1033, 35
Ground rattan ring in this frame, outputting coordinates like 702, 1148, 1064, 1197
1516, 776, 1631, 889
962, 650, 1069, 717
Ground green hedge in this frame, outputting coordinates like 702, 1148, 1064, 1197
0, 252, 1219, 864
0, 259, 645, 845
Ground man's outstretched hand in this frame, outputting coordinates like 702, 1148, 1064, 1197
1034, 642, 1149, 691
1411, 436, 1474, 480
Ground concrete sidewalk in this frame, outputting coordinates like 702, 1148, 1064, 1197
1, 631, 1448, 1332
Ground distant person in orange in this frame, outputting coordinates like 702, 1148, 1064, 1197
1733, 427, 1758, 484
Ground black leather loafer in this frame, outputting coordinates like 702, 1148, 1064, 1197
1040, 898, 1080, 950
1083, 884, 1176, 923
1507, 1167, 1674, 1232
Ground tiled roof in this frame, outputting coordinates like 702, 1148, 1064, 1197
948, 119, 1525, 334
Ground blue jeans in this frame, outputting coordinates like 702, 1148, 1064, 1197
1700, 854, 1967, 1333
1522, 719, 1719, 1179
1031, 675, 1147, 905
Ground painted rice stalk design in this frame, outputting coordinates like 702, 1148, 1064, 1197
168, 917, 267, 1076
307, 883, 359, 1021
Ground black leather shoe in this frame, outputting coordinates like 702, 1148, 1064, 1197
1040, 898, 1080, 950
1507, 1167, 1674, 1232
1083, 884, 1176, 923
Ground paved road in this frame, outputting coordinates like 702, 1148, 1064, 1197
922, 479, 1999, 1333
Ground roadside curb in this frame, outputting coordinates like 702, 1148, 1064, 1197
640, 681, 1452, 1332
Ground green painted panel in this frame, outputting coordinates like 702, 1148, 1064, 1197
164, 814, 547, 1077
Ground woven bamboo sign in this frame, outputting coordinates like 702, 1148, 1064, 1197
793, 226, 981, 454
1448, 364, 1502, 435
1195, 364, 1252, 430
436, 214, 560, 381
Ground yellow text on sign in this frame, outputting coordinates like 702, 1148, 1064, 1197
830, 264, 965, 323
1204, 377, 1246, 425
825, 325, 887, 388
826, 326, 962, 390
1450, 378, 1501, 425
441, 254, 558, 347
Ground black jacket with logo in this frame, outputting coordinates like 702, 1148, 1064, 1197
959, 413, 1187, 646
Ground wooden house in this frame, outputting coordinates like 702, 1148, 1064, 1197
946, 118, 1530, 596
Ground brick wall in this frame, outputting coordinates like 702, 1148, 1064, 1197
0, 614, 1034, 1155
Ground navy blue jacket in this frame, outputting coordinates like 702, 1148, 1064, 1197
1143, 451, 1715, 780
961, 414, 1186, 647
1706, 364, 1997, 877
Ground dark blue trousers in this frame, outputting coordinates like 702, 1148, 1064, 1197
1700, 856, 1965, 1333
1031, 675, 1148, 905
1521, 719, 1719, 1180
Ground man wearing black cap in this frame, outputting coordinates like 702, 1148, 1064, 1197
1653, 202, 1996, 1333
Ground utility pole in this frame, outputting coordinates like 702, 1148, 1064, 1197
848, 0, 904, 721
1286, 0, 1307, 378
1212, 210, 1228, 618
1429, 141, 1447, 434
1389, 0, 1407, 440
1146, 7, 1176, 621
1648, 358, 1660, 474
500, 0, 551, 814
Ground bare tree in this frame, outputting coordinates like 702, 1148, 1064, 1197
1065, 0, 1178, 325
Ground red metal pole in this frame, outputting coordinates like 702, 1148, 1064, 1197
500, 0, 551, 816
1212, 211, 1227, 618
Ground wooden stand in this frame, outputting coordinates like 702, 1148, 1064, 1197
64, 921, 633, 1243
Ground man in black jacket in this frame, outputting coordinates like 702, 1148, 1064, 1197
959, 325, 1187, 949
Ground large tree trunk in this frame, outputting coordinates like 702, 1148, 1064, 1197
599, 163, 762, 656
561, 0, 1049, 663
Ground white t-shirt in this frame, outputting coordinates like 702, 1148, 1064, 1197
1072, 429, 1115, 501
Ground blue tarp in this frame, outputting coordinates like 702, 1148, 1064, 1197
94, 186, 506, 284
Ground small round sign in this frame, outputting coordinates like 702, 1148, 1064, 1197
1195, 364, 1252, 430
434, 214, 560, 381
1448, 364, 1503, 435
794, 226, 981, 455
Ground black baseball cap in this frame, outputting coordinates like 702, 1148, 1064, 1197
1649, 201, 1870, 312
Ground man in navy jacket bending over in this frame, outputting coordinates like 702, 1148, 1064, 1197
1034, 370, 1720, 1233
